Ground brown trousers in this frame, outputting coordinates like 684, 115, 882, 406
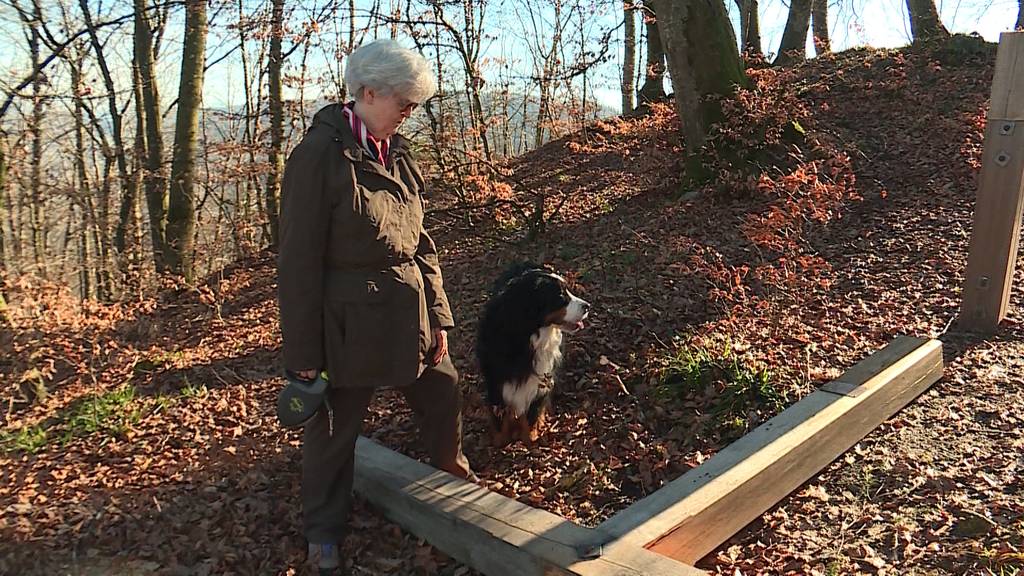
301, 356, 471, 544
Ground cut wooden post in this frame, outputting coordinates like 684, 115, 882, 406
353, 436, 706, 576
596, 336, 943, 565
959, 31, 1024, 332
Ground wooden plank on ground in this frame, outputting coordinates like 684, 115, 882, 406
959, 31, 1024, 332
596, 336, 943, 565
353, 436, 706, 576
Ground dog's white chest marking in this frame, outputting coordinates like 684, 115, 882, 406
502, 326, 563, 417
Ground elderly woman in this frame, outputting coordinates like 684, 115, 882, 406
277, 39, 474, 574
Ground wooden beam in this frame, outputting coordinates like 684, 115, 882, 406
959, 31, 1024, 332
353, 436, 706, 576
596, 336, 943, 565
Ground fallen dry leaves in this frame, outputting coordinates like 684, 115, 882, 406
2, 41, 1023, 576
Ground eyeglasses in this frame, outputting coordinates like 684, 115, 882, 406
397, 97, 420, 115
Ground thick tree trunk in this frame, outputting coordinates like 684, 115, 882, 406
655, 0, 748, 176
733, 0, 763, 56
774, 0, 812, 65
127, 61, 147, 293
639, 5, 666, 104
906, 0, 949, 42
166, 0, 207, 282
811, 0, 830, 55
135, 0, 168, 274
622, 0, 636, 113
266, 0, 284, 249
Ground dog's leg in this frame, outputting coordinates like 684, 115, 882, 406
526, 392, 551, 443
516, 413, 533, 446
529, 406, 547, 443
490, 408, 513, 448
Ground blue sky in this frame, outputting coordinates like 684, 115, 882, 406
0, 0, 1020, 119
589, 0, 1020, 112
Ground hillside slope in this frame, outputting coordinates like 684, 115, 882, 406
2, 41, 1022, 575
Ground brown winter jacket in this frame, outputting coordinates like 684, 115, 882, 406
277, 103, 454, 388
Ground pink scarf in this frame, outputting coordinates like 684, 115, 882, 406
343, 102, 390, 165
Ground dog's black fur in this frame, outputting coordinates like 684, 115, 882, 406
476, 262, 588, 445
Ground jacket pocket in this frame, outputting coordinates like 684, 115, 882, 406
325, 276, 419, 387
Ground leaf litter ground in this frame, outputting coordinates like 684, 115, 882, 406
2, 42, 1022, 575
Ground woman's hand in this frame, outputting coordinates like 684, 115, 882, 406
432, 328, 448, 365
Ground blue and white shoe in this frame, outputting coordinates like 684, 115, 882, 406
307, 542, 342, 575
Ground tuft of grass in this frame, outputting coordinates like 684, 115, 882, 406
824, 557, 849, 576
592, 195, 613, 214
652, 340, 790, 439
180, 382, 209, 400
62, 385, 142, 442
132, 350, 187, 375
0, 423, 49, 454
1, 385, 146, 455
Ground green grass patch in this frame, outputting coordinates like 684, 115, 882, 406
180, 381, 209, 400
1, 385, 150, 455
651, 339, 791, 440
0, 423, 49, 454
62, 385, 142, 442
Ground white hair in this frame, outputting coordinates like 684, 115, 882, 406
344, 39, 437, 103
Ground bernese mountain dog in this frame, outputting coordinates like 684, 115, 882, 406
476, 263, 590, 447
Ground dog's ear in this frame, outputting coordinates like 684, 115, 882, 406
494, 261, 543, 293
515, 260, 545, 273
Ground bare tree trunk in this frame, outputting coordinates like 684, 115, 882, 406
78, 0, 136, 273
72, 62, 113, 301
237, 0, 258, 251
622, 0, 636, 114
498, 60, 512, 156
774, 0, 811, 65
28, 7, 46, 275
733, 0, 762, 56
415, 24, 450, 176
94, 157, 114, 301
0, 132, 8, 325
0, 133, 6, 268
71, 52, 90, 299
166, 0, 207, 282
77, 208, 90, 300
135, 0, 168, 274
906, 0, 949, 42
266, 0, 285, 249
129, 61, 147, 293
430, 0, 491, 163
349, 0, 356, 67
639, 4, 666, 104
462, 0, 492, 162
655, 0, 749, 178
811, 0, 830, 55
534, 0, 563, 149
8, 144, 20, 266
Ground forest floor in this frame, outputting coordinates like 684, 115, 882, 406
2, 38, 1022, 575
